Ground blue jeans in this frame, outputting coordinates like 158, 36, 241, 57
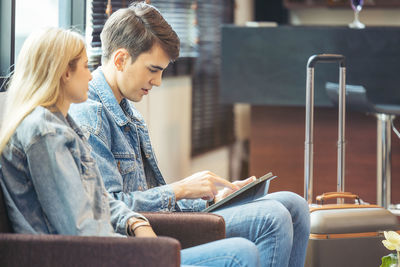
214, 191, 310, 267
181, 237, 260, 267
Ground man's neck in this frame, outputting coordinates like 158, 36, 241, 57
101, 62, 123, 104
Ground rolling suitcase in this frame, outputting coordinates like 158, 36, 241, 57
303, 54, 400, 267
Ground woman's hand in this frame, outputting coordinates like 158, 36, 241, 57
128, 218, 157, 237
133, 225, 157, 237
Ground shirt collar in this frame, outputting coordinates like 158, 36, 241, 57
90, 67, 130, 126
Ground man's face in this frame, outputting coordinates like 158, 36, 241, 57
116, 43, 170, 102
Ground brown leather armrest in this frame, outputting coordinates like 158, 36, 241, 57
0, 233, 180, 267
142, 212, 226, 249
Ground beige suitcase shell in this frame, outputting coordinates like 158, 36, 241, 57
306, 192, 400, 267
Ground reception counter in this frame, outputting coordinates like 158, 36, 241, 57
220, 26, 400, 204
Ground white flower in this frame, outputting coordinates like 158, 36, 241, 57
382, 231, 400, 251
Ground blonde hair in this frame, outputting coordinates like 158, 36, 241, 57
0, 27, 85, 153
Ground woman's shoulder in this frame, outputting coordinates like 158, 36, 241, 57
21, 106, 66, 128
15, 106, 74, 146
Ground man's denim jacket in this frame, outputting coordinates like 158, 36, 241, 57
69, 68, 207, 212
0, 106, 146, 236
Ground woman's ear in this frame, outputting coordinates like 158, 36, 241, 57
113, 49, 129, 71
61, 67, 72, 83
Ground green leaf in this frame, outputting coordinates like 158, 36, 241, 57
380, 253, 398, 267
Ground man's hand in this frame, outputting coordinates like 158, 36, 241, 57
170, 171, 240, 201
214, 176, 256, 203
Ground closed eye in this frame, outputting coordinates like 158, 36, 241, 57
148, 68, 158, 73
149, 64, 165, 73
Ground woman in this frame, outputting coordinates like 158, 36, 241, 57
0, 28, 259, 267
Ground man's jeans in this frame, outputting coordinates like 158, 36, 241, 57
214, 191, 310, 267
181, 237, 260, 267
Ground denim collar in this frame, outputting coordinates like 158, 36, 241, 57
50, 108, 85, 140
65, 114, 86, 140
90, 67, 130, 127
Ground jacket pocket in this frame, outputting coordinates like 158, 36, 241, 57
115, 156, 136, 176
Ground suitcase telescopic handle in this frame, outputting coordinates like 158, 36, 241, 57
304, 54, 347, 204
307, 54, 346, 68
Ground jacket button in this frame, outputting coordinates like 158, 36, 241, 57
124, 126, 130, 132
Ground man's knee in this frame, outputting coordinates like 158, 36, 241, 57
287, 191, 309, 211
269, 191, 309, 214
273, 191, 310, 232
269, 202, 293, 228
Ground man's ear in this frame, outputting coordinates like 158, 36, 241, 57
113, 49, 129, 71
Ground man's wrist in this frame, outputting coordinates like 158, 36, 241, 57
171, 183, 184, 201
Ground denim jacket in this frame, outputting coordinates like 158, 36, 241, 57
0, 106, 146, 236
69, 67, 206, 212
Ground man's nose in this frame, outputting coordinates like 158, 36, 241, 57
151, 73, 162, 87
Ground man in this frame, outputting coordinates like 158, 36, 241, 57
70, 2, 310, 266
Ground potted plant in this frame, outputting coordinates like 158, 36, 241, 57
381, 231, 400, 267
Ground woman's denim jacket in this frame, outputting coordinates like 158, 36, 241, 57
0, 106, 146, 236
69, 68, 207, 212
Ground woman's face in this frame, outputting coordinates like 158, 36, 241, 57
63, 50, 93, 105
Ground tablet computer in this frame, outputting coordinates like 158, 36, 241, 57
203, 172, 277, 212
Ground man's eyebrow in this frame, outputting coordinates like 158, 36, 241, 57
150, 64, 164, 71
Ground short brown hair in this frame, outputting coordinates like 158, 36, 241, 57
100, 2, 180, 63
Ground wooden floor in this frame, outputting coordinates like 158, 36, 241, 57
250, 106, 400, 205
